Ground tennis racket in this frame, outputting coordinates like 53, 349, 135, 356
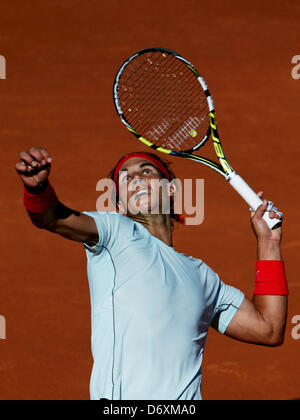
113, 47, 282, 229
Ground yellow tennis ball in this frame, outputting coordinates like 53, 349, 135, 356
189, 129, 197, 138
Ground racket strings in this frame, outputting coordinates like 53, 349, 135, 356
128, 73, 207, 145
117, 53, 175, 110
125, 61, 208, 143
119, 54, 189, 122
117, 52, 167, 93
144, 92, 208, 150
118, 52, 200, 133
130, 73, 208, 151
118, 51, 176, 95
117, 51, 209, 151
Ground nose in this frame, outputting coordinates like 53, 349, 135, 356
129, 172, 148, 192
131, 172, 145, 184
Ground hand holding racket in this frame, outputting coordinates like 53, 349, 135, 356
113, 48, 282, 229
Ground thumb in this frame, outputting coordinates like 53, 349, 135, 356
254, 199, 268, 219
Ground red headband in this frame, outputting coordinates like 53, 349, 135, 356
112, 152, 185, 225
113, 152, 171, 188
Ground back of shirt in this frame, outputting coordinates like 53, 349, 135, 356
83, 211, 244, 400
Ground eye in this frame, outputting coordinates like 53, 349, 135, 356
121, 175, 131, 183
143, 168, 152, 174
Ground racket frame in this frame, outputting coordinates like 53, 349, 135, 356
113, 47, 234, 178
113, 47, 282, 229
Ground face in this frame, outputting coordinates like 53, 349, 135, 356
117, 157, 172, 216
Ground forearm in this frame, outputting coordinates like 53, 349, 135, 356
24, 180, 77, 230
25, 182, 98, 244
225, 197, 288, 346
253, 239, 287, 344
27, 199, 79, 231
252, 295, 287, 345
257, 238, 282, 261
17, 147, 97, 245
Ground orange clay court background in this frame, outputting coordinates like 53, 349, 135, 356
0, 0, 300, 400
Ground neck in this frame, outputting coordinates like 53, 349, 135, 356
130, 213, 173, 247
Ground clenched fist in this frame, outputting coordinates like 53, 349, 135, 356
15, 147, 52, 188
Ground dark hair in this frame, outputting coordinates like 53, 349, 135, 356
108, 152, 181, 230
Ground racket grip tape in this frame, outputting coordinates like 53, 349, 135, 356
227, 172, 282, 230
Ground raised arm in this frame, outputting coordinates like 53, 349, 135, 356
224, 193, 288, 347
16, 147, 99, 246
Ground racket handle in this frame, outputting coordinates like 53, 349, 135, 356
227, 172, 282, 230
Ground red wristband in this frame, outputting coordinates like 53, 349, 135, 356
254, 260, 289, 295
23, 183, 57, 213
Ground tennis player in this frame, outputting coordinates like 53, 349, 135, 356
16, 146, 288, 400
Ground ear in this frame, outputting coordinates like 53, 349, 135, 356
117, 199, 127, 215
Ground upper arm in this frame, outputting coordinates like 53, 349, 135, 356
208, 275, 245, 335
53, 211, 99, 245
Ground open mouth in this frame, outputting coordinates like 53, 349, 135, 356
134, 188, 150, 199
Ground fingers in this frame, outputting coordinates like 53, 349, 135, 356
251, 199, 268, 222
269, 210, 280, 219
27, 148, 45, 165
257, 191, 264, 199
249, 191, 264, 212
254, 199, 268, 219
39, 148, 52, 165
269, 208, 283, 219
15, 161, 28, 174
15, 158, 37, 175
18, 147, 52, 171
255, 201, 281, 219
250, 192, 283, 223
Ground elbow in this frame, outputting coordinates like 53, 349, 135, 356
257, 312, 287, 347
265, 336, 285, 347
271, 333, 285, 347
263, 328, 285, 347
28, 212, 57, 231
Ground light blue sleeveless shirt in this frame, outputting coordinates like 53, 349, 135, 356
83, 211, 244, 400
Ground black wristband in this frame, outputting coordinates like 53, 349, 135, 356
24, 179, 49, 195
